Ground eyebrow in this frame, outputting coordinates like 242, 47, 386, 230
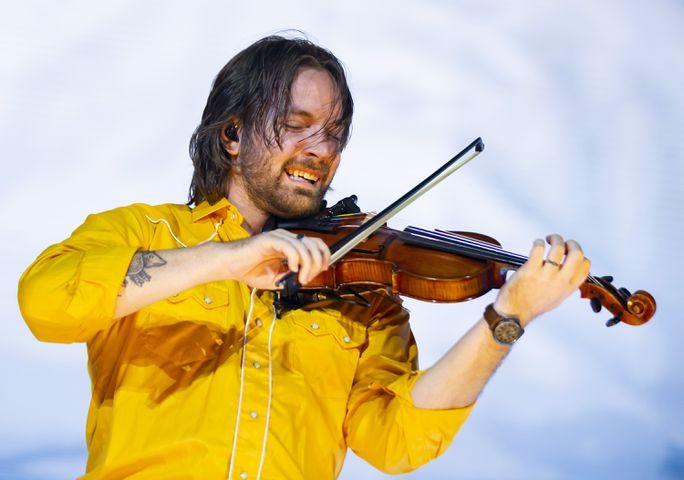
287, 108, 344, 131
287, 109, 314, 120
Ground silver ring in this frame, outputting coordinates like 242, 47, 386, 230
545, 259, 561, 268
296, 233, 305, 240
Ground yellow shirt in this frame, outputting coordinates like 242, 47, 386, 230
18, 198, 473, 479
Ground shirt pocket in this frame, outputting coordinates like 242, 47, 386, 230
141, 282, 231, 328
286, 309, 364, 399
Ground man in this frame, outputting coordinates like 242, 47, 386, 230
18, 36, 590, 479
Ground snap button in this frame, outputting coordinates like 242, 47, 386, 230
252, 361, 261, 369
239, 472, 248, 479
231, 213, 238, 221
203, 296, 213, 304
310, 323, 320, 330
249, 411, 258, 419
342, 335, 351, 343
255, 319, 263, 327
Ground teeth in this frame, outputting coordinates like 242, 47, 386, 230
287, 168, 319, 183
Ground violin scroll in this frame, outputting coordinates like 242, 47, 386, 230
579, 275, 656, 327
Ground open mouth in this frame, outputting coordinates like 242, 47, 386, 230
285, 166, 321, 186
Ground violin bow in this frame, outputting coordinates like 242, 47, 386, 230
277, 137, 485, 297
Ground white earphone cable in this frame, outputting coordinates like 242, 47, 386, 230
226, 287, 257, 480
145, 215, 221, 248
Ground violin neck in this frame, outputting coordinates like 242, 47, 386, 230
403, 226, 603, 287
401, 227, 528, 268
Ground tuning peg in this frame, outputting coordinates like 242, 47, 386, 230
590, 297, 602, 313
606, 316, 621, 327
618, 287, 632, 300
600, 275, 614, 283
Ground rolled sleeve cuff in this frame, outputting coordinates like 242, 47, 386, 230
383, 370, 475, 464
64, 246, 139, 334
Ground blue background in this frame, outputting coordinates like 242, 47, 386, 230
1, 1, 682, 478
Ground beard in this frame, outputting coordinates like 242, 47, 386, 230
235, 138, 331, 219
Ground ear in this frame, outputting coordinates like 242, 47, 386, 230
219, 120, 240, 156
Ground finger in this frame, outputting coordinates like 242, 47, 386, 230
300, 236, 325, 283
561, 240, 584, 269
312, 237, 332, 271
569, 257, 592, 288
278, 238, 304, 275
287, 232, 333, 283
288, 234, 315, 283
545, 233, 567, 266
271, 230, 311, 276
526, 238, 546, 268
565, 238, 583, 255
557, 240, 587, 284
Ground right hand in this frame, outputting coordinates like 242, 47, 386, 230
219, 229, 331, 290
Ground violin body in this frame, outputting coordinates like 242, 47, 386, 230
291, 214, 507, 303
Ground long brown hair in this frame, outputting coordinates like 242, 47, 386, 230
188, 35, 354, 205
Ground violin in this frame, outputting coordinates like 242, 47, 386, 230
271, 138, 656, 327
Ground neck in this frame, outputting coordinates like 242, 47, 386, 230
226, 181, 269, 236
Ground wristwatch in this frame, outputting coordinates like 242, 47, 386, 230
484, 303, 524, 346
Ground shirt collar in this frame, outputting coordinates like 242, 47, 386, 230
191, 198, 243, 225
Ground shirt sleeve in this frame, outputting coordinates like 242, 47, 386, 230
343, 292, 474, 474
17, 205, 150, 343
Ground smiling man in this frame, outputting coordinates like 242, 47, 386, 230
18, 36, 590, 479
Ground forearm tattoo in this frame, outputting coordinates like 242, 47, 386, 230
124, 251, 167, 287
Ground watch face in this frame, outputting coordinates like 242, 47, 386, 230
493, 319, 523, 345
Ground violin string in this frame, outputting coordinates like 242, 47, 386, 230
323, 216, 600, 285
403, 229, 522, 266
325, 215, 526, 265
404, 228, 506, 260
405, 226, 599, 285
405, 227, 527, 266
433, 229, 529, 265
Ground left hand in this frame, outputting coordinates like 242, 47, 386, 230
494, 234, 591, 326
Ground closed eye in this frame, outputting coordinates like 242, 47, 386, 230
284, 123, 307, 132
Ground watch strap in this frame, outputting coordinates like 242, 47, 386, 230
484, 303, 509, 328
483, 303, 524, 345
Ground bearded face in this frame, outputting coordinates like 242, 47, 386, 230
228, 67, 343, 219
234, 134, 335, 218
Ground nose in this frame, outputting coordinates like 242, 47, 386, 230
302, 133, 339, 162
